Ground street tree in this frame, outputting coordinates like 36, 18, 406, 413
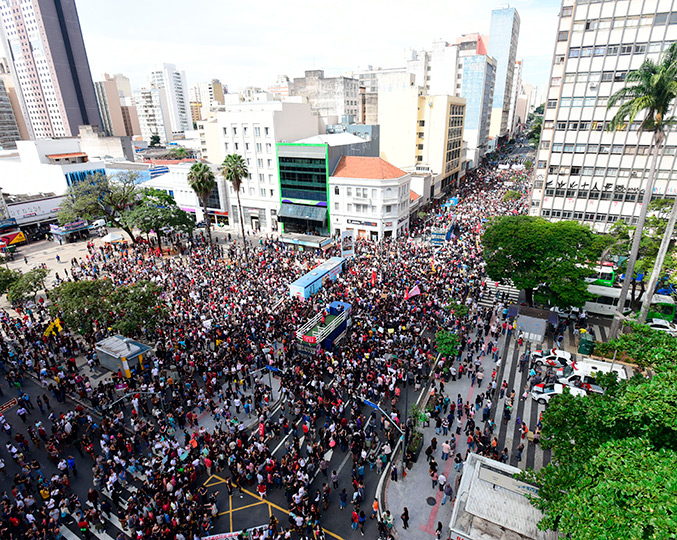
594, 320, 677, 368
521, 351, 677, 540
124, 188, 195, 249
435, 330, 460, 358
0, 267, 21, 295
7, 267, 50, 304
607, 42, 677, 336
149, 134, 161, 147
49, 279, 113, 335
222, 153, 250, 265
187, 162, 216, 244
483, 216, 597, 307
108, 280, 166, 336
57, 171, 138, 242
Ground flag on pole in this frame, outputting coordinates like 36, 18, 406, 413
405, 285, 421, 300
371, 270, 377, 286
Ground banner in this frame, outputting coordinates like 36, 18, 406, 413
340, 230, 355, 259
202, 525, 268, 540
405, 285, 421, 300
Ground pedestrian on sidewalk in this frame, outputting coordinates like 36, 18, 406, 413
442, 483, 453, 505
431, 470, 438, 489
516, 443, 525, 462
391, 464, 398, 482
401, 507, 409, 529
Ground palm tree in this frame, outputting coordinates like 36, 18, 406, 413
187, 162, 216, 244
222, 153, 249, 265
607, 43, 677, 337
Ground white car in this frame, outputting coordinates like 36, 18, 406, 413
531, 348, 574, 368
530, 382, 587, 404
647, 318, 677, 337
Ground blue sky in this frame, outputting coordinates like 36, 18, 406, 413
76, 0, 561, 100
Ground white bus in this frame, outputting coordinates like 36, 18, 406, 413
584, 284, 676, 321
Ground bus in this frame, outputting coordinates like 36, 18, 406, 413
584, 284, 676, 321
584, 265, 616, 287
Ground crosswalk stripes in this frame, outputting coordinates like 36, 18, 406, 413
478, 282, 520, 309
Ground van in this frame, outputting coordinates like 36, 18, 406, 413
91, 219, 106, 229
557, 357, 628, 384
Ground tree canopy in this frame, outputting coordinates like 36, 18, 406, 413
435, 330, 461, 359
483, 216, 597, 307
49, 278, 165, 337
0, 267, 21, 295
7, 268, 50, 304
521, 352, 677, 540
58, 172, 139, 242
187, 162, 216, 244
123, 188, 195, 249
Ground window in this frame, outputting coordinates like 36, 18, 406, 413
347, 188, 352, 196
601, 72, 614, 82
260, 188, 266, 197
259, 173, 264, 181
243, 127, 248, 135
264, 127, 270, 136
245, 143, 250, 150
558, 31, 569, 42
266, 143, 272, 152
561, 6, 572, 17
254, 127, 260, 136
222, 127, 227, 135
256, 143, 262, 152
552, 143, 563, 152
575, 144, 587, 153
347, 203, 352, 212
581, 47, 593, 57
556, 121, 567, 130
594, 46, 606, 56
334, 186, 339, 195
571, 166, 581, 176
538, 161, 546, 169
620, 44, 633, 55
232, 127, 237, 135
386, 205, 392, 213
335, 202, 339, 210
655, 13, 668, 25
547, 99, 558, 109
582, 167, 593, 176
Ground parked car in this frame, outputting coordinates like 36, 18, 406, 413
531, 348, 574, 368
530, 382, 587, 404
646, 318, 677, 337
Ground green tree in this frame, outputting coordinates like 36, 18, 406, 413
187, 162, 216, 245
524, 159, 533, 169
483, 216, 597, 307
123, 188, 195, 250
108, 280, 166, 336
607, 43, 677, 335
528, 117, 542, 145
595, 320, 677, 368
149, 134, 161, 147
168, 146, 188, 159
521, 355, 677, 539
222, 154, 250, 264
49, 279, 113, 334
435, 330, 460, 358
534, 103, 545, 115
0, 267, 21, 295
445, 301, 469, 319
58, 172, 138, 242
7, 267, 50, 304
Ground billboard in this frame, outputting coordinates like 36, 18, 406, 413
341, 230, 355, 259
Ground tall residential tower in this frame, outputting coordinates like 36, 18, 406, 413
0, 0, 101, 138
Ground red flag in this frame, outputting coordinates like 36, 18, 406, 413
371, 270, 376, 286
405, 285, 421, 300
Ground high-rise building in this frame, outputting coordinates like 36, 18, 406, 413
488, 6, 520, 140
149, 63, 190, 136
94, 74, 140, 138
0, 57, 29, 140
267, 75, 291, 99
0, 0, 101, 138
533, 0, 677, 231
188, 79, 226, 123
507, 60, 524, 135
134, 87, 170, 145
289, 70, 360, 119
0, 77, 20, 148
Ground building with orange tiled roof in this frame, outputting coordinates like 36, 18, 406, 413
328, 156, 410, 240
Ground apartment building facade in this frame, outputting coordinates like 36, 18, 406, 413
533, 0, 677, 231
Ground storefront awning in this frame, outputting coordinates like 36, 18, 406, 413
278, 203, 327, 223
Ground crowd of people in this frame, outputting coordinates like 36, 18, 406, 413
0, 155, 531, 540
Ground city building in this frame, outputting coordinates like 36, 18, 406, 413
0, 0, 101, 138
0, 57, 29, 141
0, 76, 20, 149
94, 74, 141, 138
290, 70, 360, 119
77, 125, 134, 162
378, 72, 465, 198
508, 59, 524, 136
488, 6, 521, 140
198, 97, 319, 232
349, 66, 407, 124
0, 138, 105, 195
188, 79, 226, 123
149, 63, 190, 137
533, 0, 677, 230
134, 87, 170, 146
328, 156, 410, 240
276, 132, 378, 237
267, 75, 291, 99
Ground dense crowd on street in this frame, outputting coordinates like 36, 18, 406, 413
0, 158, 531, 540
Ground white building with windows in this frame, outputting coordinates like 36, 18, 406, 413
198, 97, 319, 232
533, 0, 677, 231
133, 88, 170, 146
328, 156, 410, 240
149, 63, 190, 137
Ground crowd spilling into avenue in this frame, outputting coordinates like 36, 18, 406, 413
0, 162, 529, 540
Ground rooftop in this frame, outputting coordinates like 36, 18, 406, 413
46, 152, 87, 159
410, 190, 421, 202
294, 132, 366, 147
332, 156, 407, 180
